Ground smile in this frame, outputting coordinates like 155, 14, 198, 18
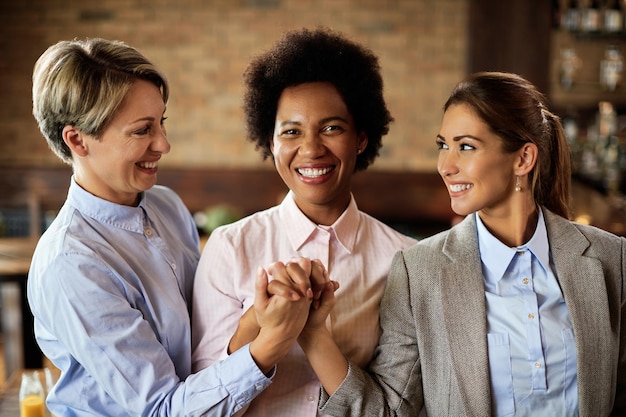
137, 161, 158, 169
297, 167, 333, 178
450, 183, 472, 192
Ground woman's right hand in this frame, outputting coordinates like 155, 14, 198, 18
249, 261, 312, 374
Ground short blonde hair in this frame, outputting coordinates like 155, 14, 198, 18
32, 38, 168, 164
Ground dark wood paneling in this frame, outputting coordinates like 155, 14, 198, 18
0, 167, 455, 227
468, 0, 552, 93
1, 167, 623, 236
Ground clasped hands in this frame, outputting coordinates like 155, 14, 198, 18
245, 257, 339, 374
257, 257, 339, 335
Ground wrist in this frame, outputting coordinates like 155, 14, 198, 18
298, 324, 330, 352
250, 328, 295, 375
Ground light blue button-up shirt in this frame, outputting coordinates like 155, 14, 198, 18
28, 178, 272, 416
477, 209, 578, 416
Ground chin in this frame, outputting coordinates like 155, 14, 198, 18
451, 204, 472, 218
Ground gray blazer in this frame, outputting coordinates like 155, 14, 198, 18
320, 208, 626, 416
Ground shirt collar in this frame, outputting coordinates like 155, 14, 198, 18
280, 190, 360, 253
477, 207, 550, 282
66, 176, 147, 234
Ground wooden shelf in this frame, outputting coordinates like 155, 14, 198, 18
549, 30, 626, 111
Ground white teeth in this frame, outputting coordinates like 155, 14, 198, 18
450, 183, 472, 192
138, 161, 158, 169
297, 167, 332, 178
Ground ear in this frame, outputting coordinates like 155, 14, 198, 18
62, 125, 89, 158
269, 138, 275, 154
356, 132, 368, 154
514, 142, 537, 176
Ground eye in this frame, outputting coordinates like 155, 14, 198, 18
134, 125, 150, 136
321, 125, 345, 136
160, 116, 168, 125
279, 128, 300, 137
460, 143, 475, 151
436, 139, 448, 150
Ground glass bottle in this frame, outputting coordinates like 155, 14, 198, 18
19, 371, 45, 417
600, 45, 624, 91
562, 0, 581, 31
581, 0, 601, 32
560, 47, 582, 89
604, 0, 624, 33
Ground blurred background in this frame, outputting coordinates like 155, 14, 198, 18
0, 0, 625, 391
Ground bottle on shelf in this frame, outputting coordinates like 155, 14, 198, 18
581, 0, 602, 32
600, 45, 624, 90
563, 108, 583, 173
561, 0, 581, 31
603, 0, 624, 33
595, 101, 621, 192
560, 47, 583, 89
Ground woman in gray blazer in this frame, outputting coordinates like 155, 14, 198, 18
297, 72, 626, 416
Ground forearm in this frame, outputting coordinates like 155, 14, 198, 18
299, 327, 348, 395
228, 306, 260, 355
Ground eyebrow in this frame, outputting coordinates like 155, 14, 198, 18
277, 120, 302, 128
436, 134, 482, 142
130, 116, 156, 124
277, 116, 350, 129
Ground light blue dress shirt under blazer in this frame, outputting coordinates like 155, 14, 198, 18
477, 209, 578, 416
27, 178, 272, 416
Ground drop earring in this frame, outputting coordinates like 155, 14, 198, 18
515, 176, 522, 192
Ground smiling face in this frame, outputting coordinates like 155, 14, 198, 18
67, 79, 169, 206
436, 103, 520, 218
271, 81, 367, 225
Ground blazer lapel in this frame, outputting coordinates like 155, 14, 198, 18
544, 210, 612, 416
440, 215, 492, 416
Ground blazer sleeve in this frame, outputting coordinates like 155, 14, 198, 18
319, 250, 424, 417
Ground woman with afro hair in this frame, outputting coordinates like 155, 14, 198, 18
191, 27, 416, 416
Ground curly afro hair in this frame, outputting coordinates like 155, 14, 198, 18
243, 27, 393, 172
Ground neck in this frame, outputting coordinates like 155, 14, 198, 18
479, 199, 538, 247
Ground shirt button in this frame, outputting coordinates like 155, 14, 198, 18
171, 263, 176, 270
528, 313, 535, 319
308, 396, 315, 402
522, 278, 529, 285
535, 361, 542, 368
145, 229, 152, 236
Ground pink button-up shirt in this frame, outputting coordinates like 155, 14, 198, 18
192, 192, 416, 416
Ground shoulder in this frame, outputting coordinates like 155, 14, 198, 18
544, 208, 625, 252
144, 185, 195, 225
403, 228, 450, 257
146, 185, 187, 209
401, 215, 477, 262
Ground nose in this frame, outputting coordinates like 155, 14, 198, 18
298, 132, 325, 157
153, 126, 170, 154
437, 150, 458, 177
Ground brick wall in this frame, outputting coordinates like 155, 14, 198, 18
0, 0, 468, 171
